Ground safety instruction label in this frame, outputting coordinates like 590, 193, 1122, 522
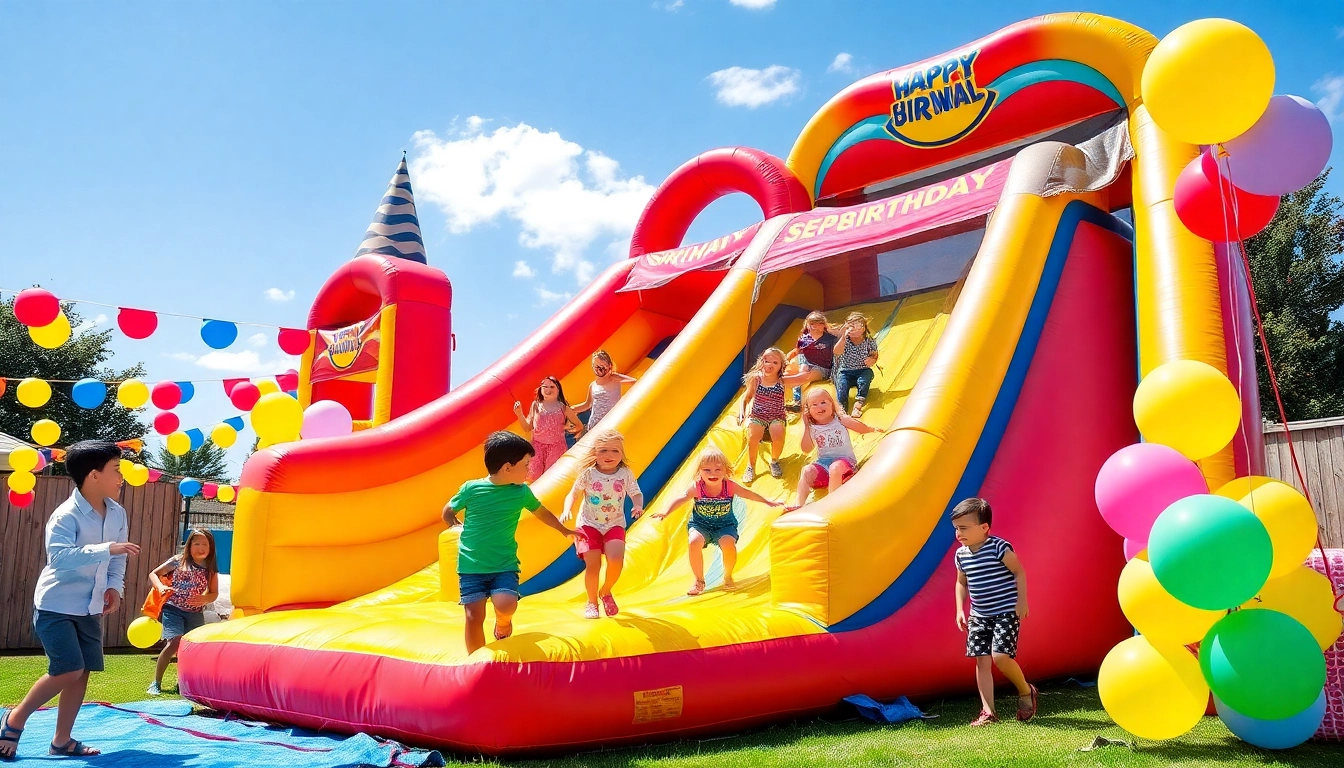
633, 686, 684, 723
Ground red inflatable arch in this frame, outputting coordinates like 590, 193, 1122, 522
627, 146, 812, 257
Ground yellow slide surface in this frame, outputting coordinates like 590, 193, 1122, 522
191, 285, 954, 666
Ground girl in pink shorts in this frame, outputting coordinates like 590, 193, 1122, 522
562, 429, 643, 618
513, 376, 585, 482
793, 388, 883, 508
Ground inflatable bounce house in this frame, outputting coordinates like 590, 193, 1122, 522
178, 13, 1335, 754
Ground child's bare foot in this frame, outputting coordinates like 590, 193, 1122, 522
722, 578, 737, 591
970, 710, 999, 726
686, 580, 706, 596
583, 602, 600, 619
1017, 685, 1038, 722
493, 621, 513, 640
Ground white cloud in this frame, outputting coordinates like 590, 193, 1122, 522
660, 0, 684, 9
1314, 74, 1344, 122
536, 286, 573, 304
164, 350, 297, 375
264, 288, 295, 302
828, 53, 854, 74
1335, 26, 1344, 39
730, 0, 776, 8
708, 65, 800, 108
247, 332, 268, 348
73, 313, 109, 335
411, 119, 655, 284
512, 260, 537, 279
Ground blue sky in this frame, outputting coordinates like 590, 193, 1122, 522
2, 0, 1342, 475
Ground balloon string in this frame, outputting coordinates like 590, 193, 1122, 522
0, 286, 297, 330
1, 372, 293, 385
1215, 155, 1341, 606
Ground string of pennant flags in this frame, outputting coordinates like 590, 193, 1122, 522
2, 286, 312, 355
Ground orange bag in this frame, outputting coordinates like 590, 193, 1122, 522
141, 587, 172, 621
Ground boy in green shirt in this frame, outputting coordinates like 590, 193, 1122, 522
443, 431, 578, 653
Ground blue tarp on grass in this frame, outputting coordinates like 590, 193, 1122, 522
5, 700, 444, 767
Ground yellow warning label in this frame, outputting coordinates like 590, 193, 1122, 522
633, 685, 684, 723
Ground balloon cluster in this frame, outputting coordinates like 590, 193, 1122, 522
1141, 19, 1333, 243
8, 287, 312, 355
1094, 361, 1340, 747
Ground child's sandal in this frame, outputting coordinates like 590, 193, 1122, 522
50, 739, 100, 756
686, 580, 706, 596
1017, 684, 1038, 722
493, 622, 513, 641
1, 711, 23, 762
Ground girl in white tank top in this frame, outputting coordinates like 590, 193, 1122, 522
574, 349, 638, 429
794, 387, 884, 508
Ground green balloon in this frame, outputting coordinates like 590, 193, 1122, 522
1149, 494, 1272, 610
1200, 609, 1325, 720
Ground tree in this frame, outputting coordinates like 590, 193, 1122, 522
148, 442, 233, 483
1244, 171, 1344, 422
0, 298, 148, 445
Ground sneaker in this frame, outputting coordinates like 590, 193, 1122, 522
769, 460, 783, 479
784, 401, 801, 413
743, 465, 756, 483
601, 594, 619, 617
583, 602, 600, 619
146, 682, 162, 696
851, 399, 865, 418
970, 710, 999, 727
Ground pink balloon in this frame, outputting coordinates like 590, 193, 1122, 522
300, 400, 354, 440
1216, 94, 1333, 197
202, 483, 218, 500
1123, 537, 1147, 561
1095, 443, 1208, 541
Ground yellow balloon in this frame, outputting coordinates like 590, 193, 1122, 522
16, 377, 52, 408
117, 378, 150, 409
1098, 635, 1208, 740
1118, 553, 1223, 646
256, 438, 274, 450
256, 379, 280, 396
1141, 18, 1275, 145
7, 470, 36, 495
251, 392, 303, 444
1243, 566, 1342, 650
127, 616, 163, 649
8, 446, 40, 473
28, 312, 72, 349
166, 431, 191, 456
30, 419, 61, 447
1215, 476, 1317, 579
1133, 360, 1240, 460
216, 485, 236, 503
120, 459, 149, 487
210, 423, 238, 449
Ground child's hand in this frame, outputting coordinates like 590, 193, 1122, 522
956, 611, 968, 632
736, 412, 745, 426
566, 528, 583, 542
445, 514, 461, 528
630, 507, 643, 520
872, 427, 886, 434
559, 509, 574, 525
185, 594, 211, 608
651, 511, 668, 520
513, 401, 524, 416
766, 500, 784, 508
110, 542, 141, 557
1016, 602, 1029, 620
864, 355, 877, 367
156, 584, 171, 595
783, 504, 802, 513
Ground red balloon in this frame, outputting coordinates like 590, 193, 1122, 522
223, 378, 248, 396
202, 482, 219, 499
277, 328, 311, 356
1173, 155, 1279, 242
14, 288, 60, 327
276, 369, 300, 391
230, 382, 261, 411
151, 380, 182, 410
117, 307, 158, 339
153, 411, 180, 435
8, 489, 35, 508
147, 469, 163, 483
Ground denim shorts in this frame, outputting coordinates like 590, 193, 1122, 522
161, 603, 206, 641
33, 610, 104, 676
458, 571, 521, 605
689, 514, 739, 547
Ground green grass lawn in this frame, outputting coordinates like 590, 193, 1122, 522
2, 653, 1340, 767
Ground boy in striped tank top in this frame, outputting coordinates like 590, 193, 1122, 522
952, 498, 1037, 725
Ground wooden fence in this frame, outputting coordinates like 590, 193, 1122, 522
0, 476, 182, 650
1264, 416, 1344, 549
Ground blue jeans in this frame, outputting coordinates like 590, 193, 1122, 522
835, 367, 874, 410
458, 571, 521, 605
